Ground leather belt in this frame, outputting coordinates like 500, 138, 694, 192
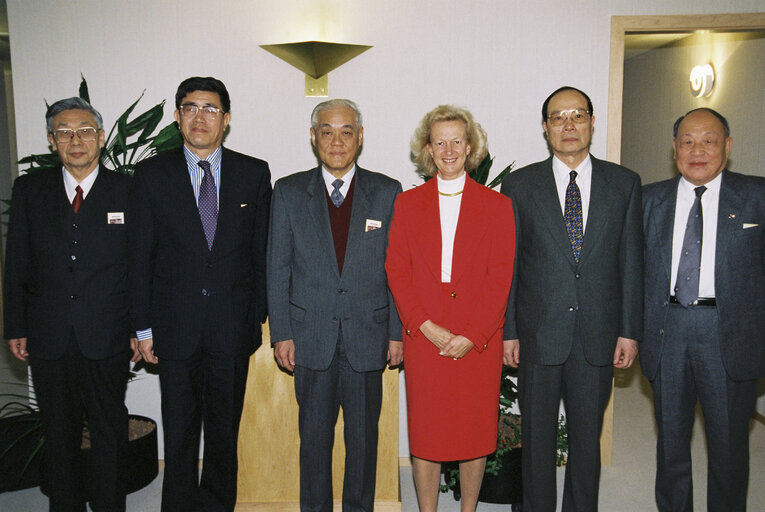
670, 296, 716, 307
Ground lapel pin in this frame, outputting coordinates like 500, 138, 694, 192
728, 213, 736, 219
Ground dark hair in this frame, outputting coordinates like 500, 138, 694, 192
673, 107, 730, 138
175, 76, 230, 113
541, 86, 593, 122
45, 97, 104, 132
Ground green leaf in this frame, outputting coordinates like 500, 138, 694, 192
471, 154, 494, 186
487, 160, 516, 189
149, 122, 182, 151
78, 74, 90, 103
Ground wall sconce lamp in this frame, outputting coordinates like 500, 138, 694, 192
260, 41, 372, 97
689, 64, 715, 98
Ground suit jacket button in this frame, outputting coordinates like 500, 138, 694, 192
202, 289, 208, 296
483, 344, 487, 349
575, 273, 580, 279
450, 292, 457, 298
405, 329, 411, 335
568, 306, 574, 311
71, 255, 76, 261
659, 329, 664, 335
70, 294, 78, 300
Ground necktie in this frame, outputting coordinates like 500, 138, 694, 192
197, 160, 218, 250
564, 170, 583, 262
72, 185, 84, 214
331, 179, 344, 207
674, 186, 706, 307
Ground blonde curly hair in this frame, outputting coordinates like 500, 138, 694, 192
410, 105, 488, 177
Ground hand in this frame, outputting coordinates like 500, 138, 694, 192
387, 340, 403, 367
274, 339, 296, 372
419, 320, 452, 351
138, 337, 158, 364
440, 335, 474, 359
8, 338, 28, 361
130, 337, 141, 362
613, 337, 638, 369
503, 339, 520, 367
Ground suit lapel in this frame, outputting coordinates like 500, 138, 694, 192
213, 148, 238, 254
306, 167, 340, 278
52, 169, 72, 251
649, 178, 679, 287
451, 176, 491, 286
530, 160, 577, 269
578, 160, 619, 265
167, 149, 209, 253
715, 170, 743, 277
75, 171, 112, 253
344, 169, 371, 271
418, 178, 443, 282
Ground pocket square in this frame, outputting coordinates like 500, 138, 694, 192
240, 203, 248, 208
743, 223, 758, 229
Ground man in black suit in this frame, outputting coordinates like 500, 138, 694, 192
4, 97, 137, 512
130, 76, 271, 512
500, 86, 643, 511
267, 99, 402, 512
642, 108, 764, 512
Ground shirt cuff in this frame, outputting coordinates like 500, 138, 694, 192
136, 328, 153, 341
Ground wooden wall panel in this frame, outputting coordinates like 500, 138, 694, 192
236, 322, 400, 508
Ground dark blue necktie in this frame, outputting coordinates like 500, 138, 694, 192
198, 160, 218, 250
674, 186, 706, 307
564, 170, 583, 262
330, 179, 344, 207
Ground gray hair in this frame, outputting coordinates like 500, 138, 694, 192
310, 99, 363, 130
46, 97, 104, 132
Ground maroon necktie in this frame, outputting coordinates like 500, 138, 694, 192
72, 185, 84, 214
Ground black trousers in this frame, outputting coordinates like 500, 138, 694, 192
30, 334, 129, 512
652, 304, 757, 512
158, 345, 250, 512
294, 331, 383, 512
519, 337, 613, 512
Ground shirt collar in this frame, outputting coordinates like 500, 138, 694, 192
322, 164, 356, 193
183, 145, 223, 170
552, 154, 592, 181
62, 165, 99, 199
679, 172, 722, 196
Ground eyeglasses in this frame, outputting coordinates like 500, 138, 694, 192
546, 109, 591, 127
51, 127, 99, 143
179, 104, 224, 119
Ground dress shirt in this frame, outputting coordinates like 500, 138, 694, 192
322, 165, 356, 197
552, 154, 592, 234
184, 145, 222, 203
136, 146, 223, 342
670, 174, 720, 298
62, 165, 99, 201
437, 173, 465, 283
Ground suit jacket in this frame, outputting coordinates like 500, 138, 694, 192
385, 175, 515, 351
642, 170, 765, 382
500, 156, 643, 366
129, 147, 271, 359
3, 167, 132, 360
267, 166, 402, 372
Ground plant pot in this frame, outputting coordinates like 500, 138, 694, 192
0, 411, 43, 492
40, 414, 158, 498
450, 448, 523, 505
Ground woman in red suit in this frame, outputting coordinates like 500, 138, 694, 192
386, 105, 515, 511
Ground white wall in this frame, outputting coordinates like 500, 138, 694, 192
7, 0, 764, 458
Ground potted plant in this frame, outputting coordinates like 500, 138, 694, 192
0, 75, 182, 495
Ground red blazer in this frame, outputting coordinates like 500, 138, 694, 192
385, 175, 515, 351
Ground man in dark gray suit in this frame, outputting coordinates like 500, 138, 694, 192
267, 99, 402, 512
500, 86, 643, 511
642, 108, 765, 512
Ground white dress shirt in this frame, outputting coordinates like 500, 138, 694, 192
437, 173, 465, 283
670, 174, 720, 298
322, 165, 356, 197
552, 155, 592, 234
62, 165, 99, 201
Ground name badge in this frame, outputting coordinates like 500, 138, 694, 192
365, 219, 382, 232
107, 212, 125, 224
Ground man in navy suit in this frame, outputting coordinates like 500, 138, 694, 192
642, 108, 765, 512
4, 97, 137, 512
267, 99, 402, 512
130, 77, 271, 512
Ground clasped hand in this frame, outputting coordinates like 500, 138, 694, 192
419, 320, 473, 359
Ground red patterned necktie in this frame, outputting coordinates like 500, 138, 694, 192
72, 185, 84, 214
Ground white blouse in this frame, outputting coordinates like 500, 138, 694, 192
437, 173, 466, 283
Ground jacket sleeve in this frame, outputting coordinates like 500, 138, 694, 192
3, 176, 31, 339
251, 162, 272, 325
500, 177, 520, 340
461, 197, 516, 351
385, 195, 430, 336
266, 181, 294, 343
127, 165, 157, 332
386, 182, 404, 341
619, 173, 644, 342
